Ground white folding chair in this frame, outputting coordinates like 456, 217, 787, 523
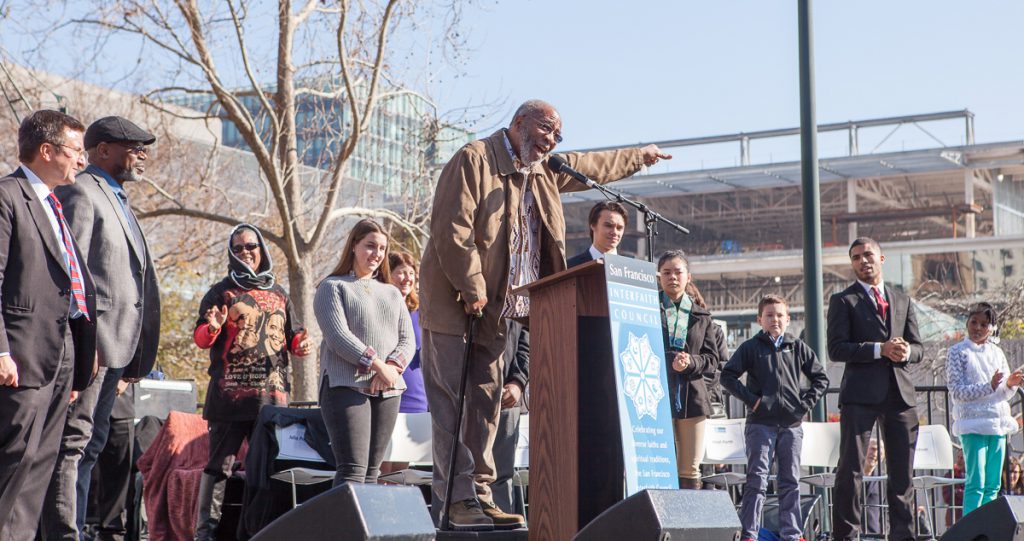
797, 421, 843, 534
701, 418, 748, 495
912, 424, 963, 536
798, 421, 842, 490
269, 422, 335, 508
379, 412, 433, 486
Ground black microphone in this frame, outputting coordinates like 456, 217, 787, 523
548, 155, 597, 188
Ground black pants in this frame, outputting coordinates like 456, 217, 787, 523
832, 400, 919, 541
0, 329, 74, 541
205, 421, 255, 478
320, 384, 400, 486
491, 406, 522, 514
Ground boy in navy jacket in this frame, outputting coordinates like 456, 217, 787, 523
721, 294, 829, 541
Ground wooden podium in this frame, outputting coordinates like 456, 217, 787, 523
517, 260, 625, 541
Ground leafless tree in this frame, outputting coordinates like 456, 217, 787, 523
1, 0, 474, 401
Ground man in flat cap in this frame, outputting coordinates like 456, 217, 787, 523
41, 116, 161, 541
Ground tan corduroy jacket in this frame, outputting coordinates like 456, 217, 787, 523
419, 129, 644, 350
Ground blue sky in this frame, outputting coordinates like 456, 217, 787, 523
4, 1, 1021, 171
432, 1, 1024, 168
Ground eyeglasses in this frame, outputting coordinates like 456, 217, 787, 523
113, 142, 148, 155
535, 119, 563, 144
50, 142, 86, 158
231, 243, 260, 254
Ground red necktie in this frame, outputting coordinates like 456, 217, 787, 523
46, 193, 90, 320
872, 286, 888, 322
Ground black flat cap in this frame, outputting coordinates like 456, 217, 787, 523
84, 116, 157, 149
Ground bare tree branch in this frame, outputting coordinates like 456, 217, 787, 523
137, 207, 285, 246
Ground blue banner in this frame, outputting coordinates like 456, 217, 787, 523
603, 254, 678, 494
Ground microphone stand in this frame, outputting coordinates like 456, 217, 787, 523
584, 179, 690, 262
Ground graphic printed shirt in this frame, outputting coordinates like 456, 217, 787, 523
194, 279, 305, 421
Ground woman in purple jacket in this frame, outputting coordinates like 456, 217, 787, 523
390, 252, 427, 413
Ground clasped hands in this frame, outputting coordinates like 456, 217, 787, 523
881, 337, 911, 363
991, 367, 1024, 390
369, 358, 402, 394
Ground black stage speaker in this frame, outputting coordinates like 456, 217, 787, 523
573, 489, 741, 541
250, 483, 434, 541
760, 494, 822, 539
940, 496, 1024, 541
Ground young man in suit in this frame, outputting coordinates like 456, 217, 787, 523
828, 237, 923, 541
42, 117, 161, 540
0, 110, 97, 541
566, 201, 629, 268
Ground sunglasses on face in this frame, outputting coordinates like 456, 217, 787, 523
108, 142, 148, 155
231, 243, 259, 254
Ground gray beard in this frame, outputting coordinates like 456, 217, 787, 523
515, 124, 544, 168
115, 167, 142, 183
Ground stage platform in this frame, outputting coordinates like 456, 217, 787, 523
436, 529, 528, 541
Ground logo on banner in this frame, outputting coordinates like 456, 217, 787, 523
620, 331, 665, 420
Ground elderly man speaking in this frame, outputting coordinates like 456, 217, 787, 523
419, 99, 671, 531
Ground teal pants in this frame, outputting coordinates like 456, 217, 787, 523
961, 433, 1006, 515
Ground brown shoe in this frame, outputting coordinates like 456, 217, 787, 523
447, 499, 494, 531
480, 499, 526, 530
679, 477, 704, 490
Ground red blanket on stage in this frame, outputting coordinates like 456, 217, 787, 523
137, 411, 210, 541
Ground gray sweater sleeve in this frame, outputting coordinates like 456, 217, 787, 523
387, 305, 416, 367
314, 278, 374, 368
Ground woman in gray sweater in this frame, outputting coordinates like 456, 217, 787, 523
315, 219, 416, 485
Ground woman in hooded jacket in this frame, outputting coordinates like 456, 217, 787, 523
657, 249, 726, 490
192, 224, 311, 541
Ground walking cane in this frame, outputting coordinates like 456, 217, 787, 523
440, 313, 480, 531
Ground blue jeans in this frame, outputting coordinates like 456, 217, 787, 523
77, 366, 125, 534
739, 423, 803, 541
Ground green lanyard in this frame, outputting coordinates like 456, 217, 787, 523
662, 292, 692, 350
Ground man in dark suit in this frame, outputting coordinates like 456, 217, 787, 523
828, 237, 923, 541
566, 201, 628, 268
42, 117, 161, 540
491, 320, 529, 514
0, 110, 97, 541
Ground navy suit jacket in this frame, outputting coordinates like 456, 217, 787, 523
0, 169, 97, 391
826, 282, 922, 407
566, 249, 594, 269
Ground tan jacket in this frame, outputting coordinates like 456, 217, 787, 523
419, 129, 643, 349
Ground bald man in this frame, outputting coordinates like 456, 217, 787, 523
419, 99, 671, 531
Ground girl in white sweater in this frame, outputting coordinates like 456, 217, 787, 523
946, 302, 1023, 514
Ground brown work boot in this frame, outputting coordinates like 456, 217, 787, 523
480, 499, 526, 530
679, 477, 704, 490
447, 499, 494, 531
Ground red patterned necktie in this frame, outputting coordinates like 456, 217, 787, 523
46, 193, 90, 320
872, 286, 888, 322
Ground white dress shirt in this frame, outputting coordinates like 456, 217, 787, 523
21, 164, 84, 319
588, 244, 616, 261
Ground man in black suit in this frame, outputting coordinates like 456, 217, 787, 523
566, 201, 628, 268
491, 320, 529, 514
828, 237, 923, 541
43, 117, 161, 540
0, 110, 97, 541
